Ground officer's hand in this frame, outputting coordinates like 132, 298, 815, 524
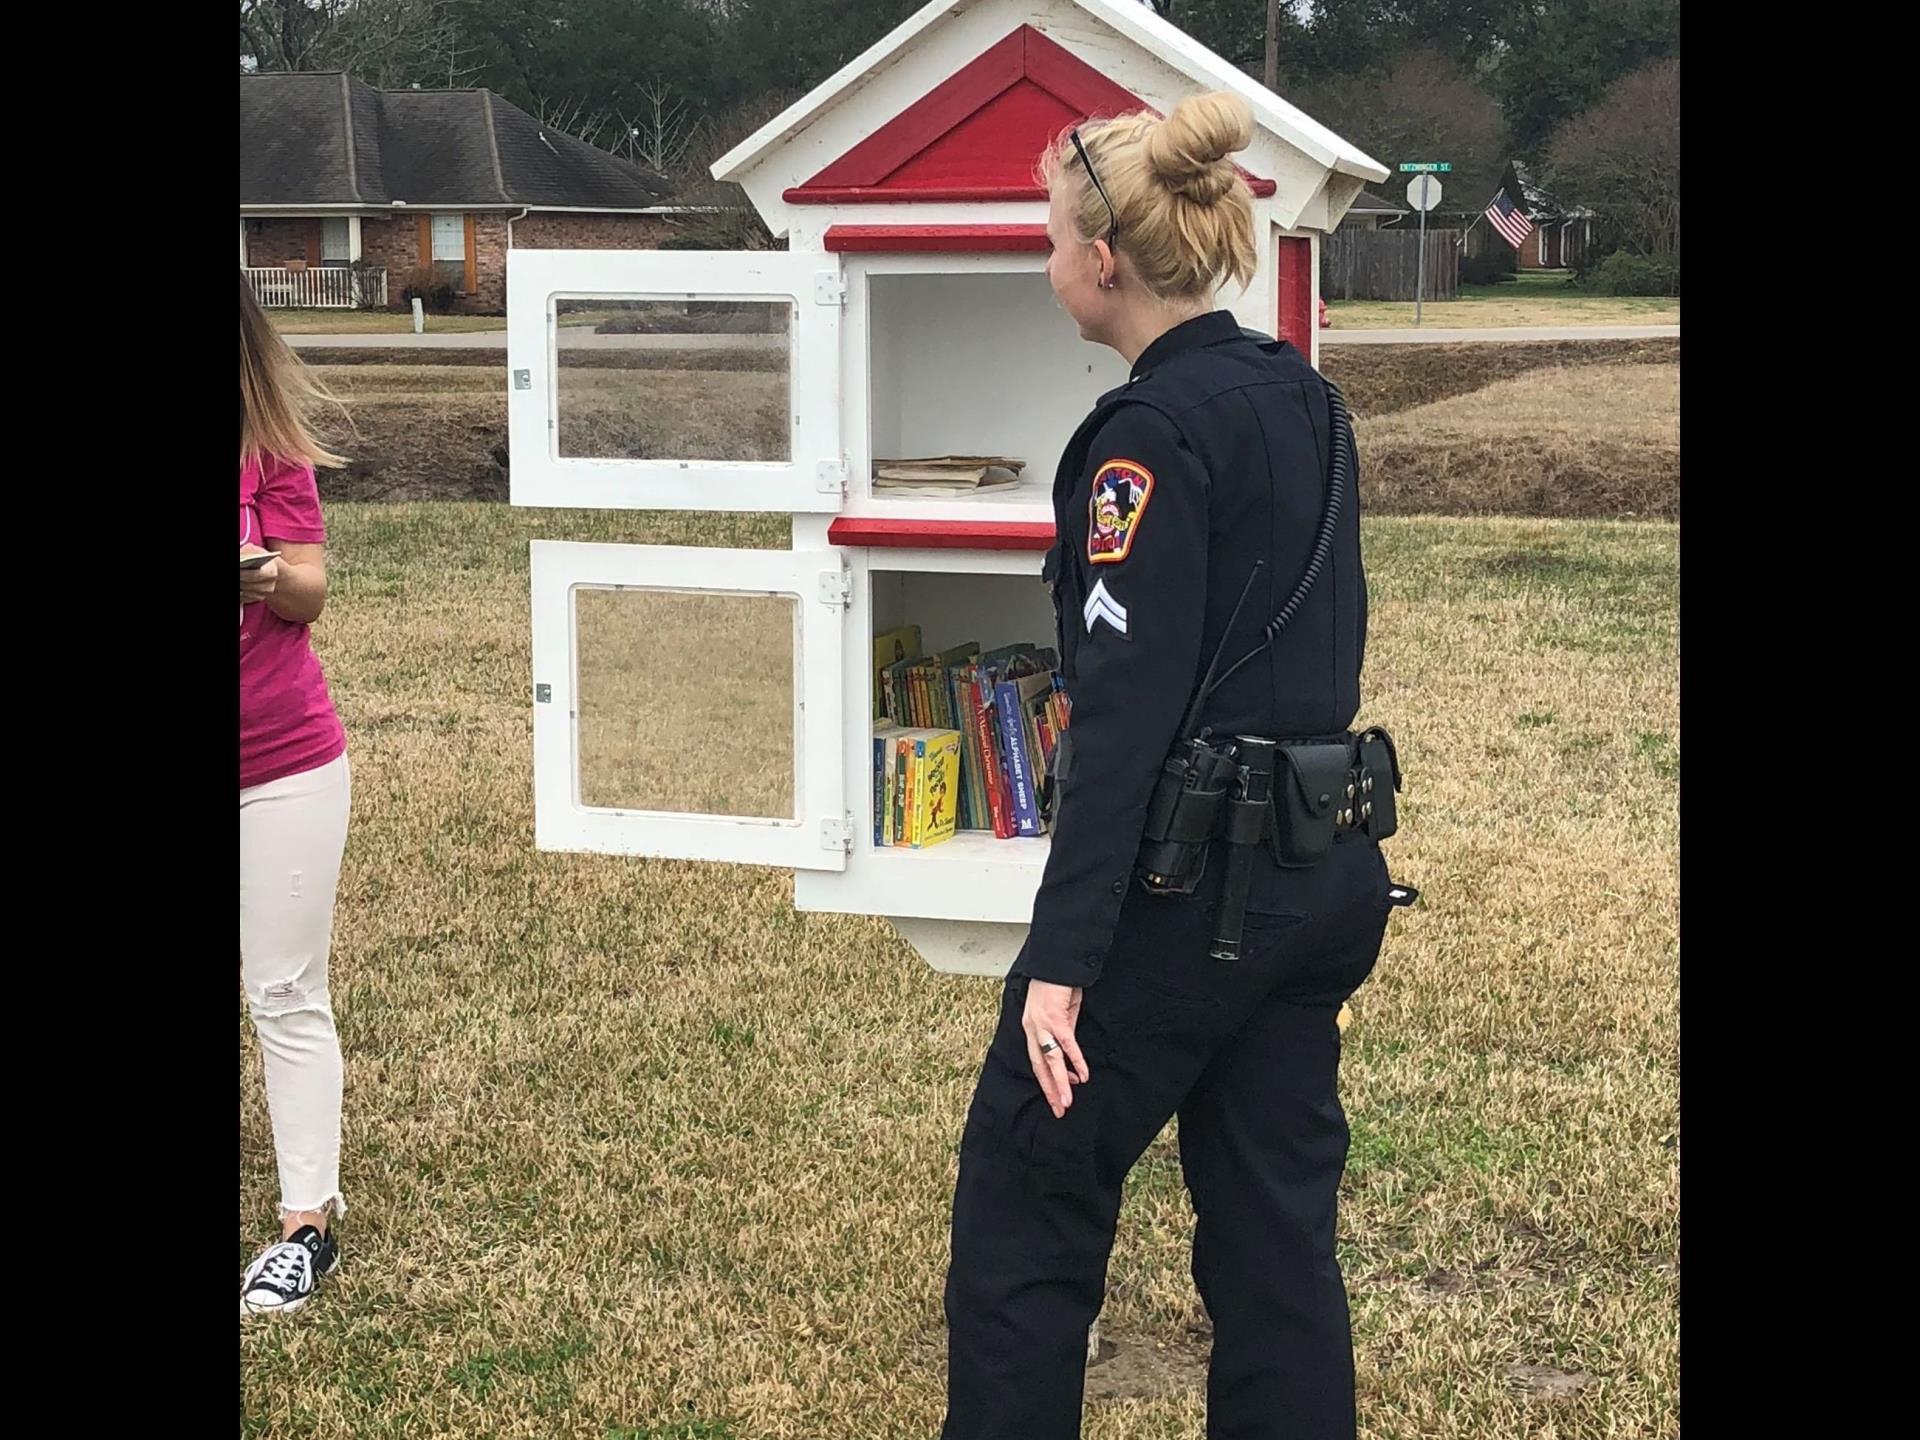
1022, 980, 1090, 1118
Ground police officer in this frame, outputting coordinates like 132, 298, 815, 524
942, 92, 1412, 1440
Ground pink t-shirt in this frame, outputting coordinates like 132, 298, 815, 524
240, 455, 346, 790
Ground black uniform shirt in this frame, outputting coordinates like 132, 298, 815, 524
1012, 310, 1367, 988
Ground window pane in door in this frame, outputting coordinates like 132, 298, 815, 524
551, 298, 793, 463
573, 586, 797, 818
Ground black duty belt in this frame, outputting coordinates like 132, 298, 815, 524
1138, 728, 1401, 877
1134, 726, 1406, 960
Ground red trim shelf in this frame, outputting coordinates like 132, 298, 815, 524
824, 224, 1050, 253
828, 518, 1055, 551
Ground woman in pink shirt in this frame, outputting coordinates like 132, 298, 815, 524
239, 272, 352, 1315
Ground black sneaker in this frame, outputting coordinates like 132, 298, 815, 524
239, 1225, 340, 1316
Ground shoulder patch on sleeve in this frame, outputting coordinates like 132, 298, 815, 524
1087, 459, 1155, 565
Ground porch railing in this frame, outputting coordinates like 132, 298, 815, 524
244, 266, 387, 310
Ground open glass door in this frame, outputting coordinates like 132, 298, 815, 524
508, 250, 846, 512
530, 541, 850, 869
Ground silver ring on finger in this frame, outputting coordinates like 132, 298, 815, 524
1038, 1034, 1060, 1056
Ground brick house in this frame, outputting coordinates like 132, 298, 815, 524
241, 72, 690, 312
1500, 159, 1594, 270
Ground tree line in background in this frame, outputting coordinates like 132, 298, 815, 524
239, 0, 1678, 276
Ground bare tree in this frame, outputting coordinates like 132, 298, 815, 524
238, 0, 462, 89
1292, 49, 1508, 207
1265, 0, 1280, 89
533, 84, 706, 185
533, 95, 617, 151
623, 83, 702, 177
439, 28, 483, 89
1545, 58, 1680, 263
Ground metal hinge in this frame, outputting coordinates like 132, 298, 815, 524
814, 271, 847, 305
818, 566, 851, 608
816, 457, 848, 495
821, 814, 853, 853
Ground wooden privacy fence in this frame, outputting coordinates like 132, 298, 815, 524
1322, 229, 1460, 302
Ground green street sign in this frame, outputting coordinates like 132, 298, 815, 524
1399, 162, 1451, 172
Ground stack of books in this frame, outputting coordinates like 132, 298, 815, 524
872, 456, 1026, 496
871, 624, 1071, 847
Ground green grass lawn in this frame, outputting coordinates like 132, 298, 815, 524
241, 505, 1678, 1439
1328, 271, 1679, 329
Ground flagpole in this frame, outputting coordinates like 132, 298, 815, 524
1460, 185, 1520, 250
1460, 189, 1501, 245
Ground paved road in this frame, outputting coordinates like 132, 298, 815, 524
1320, 323, 1678, 346
286, 322, 1677, 351
285, 327, 783, 351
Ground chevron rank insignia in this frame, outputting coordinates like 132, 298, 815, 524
1083, 577, 1129, 638
1088, 459, 1154, 564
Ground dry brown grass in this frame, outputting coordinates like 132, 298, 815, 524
556, 369, 789, 463
1321, 337, 1678, 418
1357, 365, 1679, 520
241, 504, 1677, 1439
307, 345, 1677, 518
308, 363, 791, 503
1327, 292, 1678, 330
310, 366, 509, 503
576, 588, 796, 817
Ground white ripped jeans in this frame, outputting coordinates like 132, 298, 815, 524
240, 752, 350, 1219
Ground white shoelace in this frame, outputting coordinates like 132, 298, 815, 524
247, 1241, 312, 1297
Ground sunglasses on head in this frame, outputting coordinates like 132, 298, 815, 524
1069, 128, 1119, 251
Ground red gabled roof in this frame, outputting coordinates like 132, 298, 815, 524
785, 24, 1275, 205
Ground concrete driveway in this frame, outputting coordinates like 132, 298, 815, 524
285, 327, 784, 351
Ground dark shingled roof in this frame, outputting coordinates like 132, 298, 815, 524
240, 72, 672, 209
1506, 160, 1565, 222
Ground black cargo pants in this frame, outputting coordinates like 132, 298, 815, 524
942, 834, 1398, 1440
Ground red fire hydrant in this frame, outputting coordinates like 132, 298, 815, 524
1318, 296, 1330, 329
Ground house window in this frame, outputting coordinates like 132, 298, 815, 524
432, 215, 465, 261
320, 217, 351, 267
431, 214, 467, 292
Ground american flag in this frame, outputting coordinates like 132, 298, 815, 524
1485, 189, 1534, 248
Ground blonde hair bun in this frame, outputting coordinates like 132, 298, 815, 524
1145, 91, 1255, 204
1042, 89, 1259, 299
